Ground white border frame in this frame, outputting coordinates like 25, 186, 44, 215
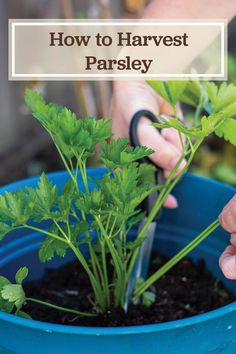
9, 20, 227, 81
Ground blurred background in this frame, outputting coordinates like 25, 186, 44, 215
0, 0, 236, 186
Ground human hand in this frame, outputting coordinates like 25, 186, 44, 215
112, 80, 186, 209
219, 195, 236, 279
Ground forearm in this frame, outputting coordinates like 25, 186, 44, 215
143, 0, 235, 21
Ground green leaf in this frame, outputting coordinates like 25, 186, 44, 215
25, 89, 48, 125
206, 82, 236, 116
56, 180, 76, 222
96, 164, 154, 219
154, 117, 190, 136
137, 163, 156, 185
180, 81, 202, 107
1, 284, 26, 309
38, 222, 86, 262
215, 118, 236, 146
0, 276, 14, 313
220, 102, 236, 118
0, 189, 33, 226
39, 236, 67, 262
133, 278, 156, 306
205, 82, 218, 106
39, 226, 68, 262
148, 81, 187, 109
76, 189, 105, 215
142, 291, 156, 307
25, 89, 112, 162
0, 222, 13, 240
15, 267, 28, 285
32, 173, 58, 221
101, 138, 153, 170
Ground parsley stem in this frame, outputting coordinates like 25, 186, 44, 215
26, 297, 95, 317
133, 219, 220, 300
53, 142, 78, 190
95, 216, 125, 307
101, 240, 111, 307
23, 225, 68, 244
26, 223, 105, 311
68, 241, 105, 311
127, 139, 202, 284
53, 220, 69, 241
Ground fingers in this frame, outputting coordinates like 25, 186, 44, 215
219, 245, 236, 280
218, 196, 236, 279
111, 80, 160, 138
163, 194, 178, 209
219, 194, 236, 233
161, 127, 186, 154
111, 81, 186, 210
137, 117, 186, 175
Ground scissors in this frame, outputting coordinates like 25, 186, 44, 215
124, 109, 164, 312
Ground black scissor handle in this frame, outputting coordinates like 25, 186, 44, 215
130, 110, 158, 164
129, 110, 164, 219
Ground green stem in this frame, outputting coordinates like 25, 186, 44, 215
133, 219, 220, 300
66, 221, 72, 242
69, 242, 106, 312
24, 225, 68, 244
80, 213, 105, 308
26, 297, 95, 317
25, 223, 104, 309
101, 241, 110, 307
127, 139, 203, 282
53, 142, 78, 190
194, 90, 205, 126
95, 216, 125, 307
88, 241, 104, 287
53, 220, 69, 241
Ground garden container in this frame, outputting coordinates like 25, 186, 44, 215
0, 168, 236, 354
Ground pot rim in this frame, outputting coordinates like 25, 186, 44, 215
0, 169, 235, 335
1, 301, 236, 335
4, 167, 236, 195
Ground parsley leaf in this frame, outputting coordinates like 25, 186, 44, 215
101, 138, 154, 170
148, 81, 187, 109
1, 284, 26, 309
215, 118, 236, 146
15, 267, 29, 285
206, 82, 236, 117
38, 224, 69, 262
0, 222, 13, 240
1, 267, 28, 310
31, 173, 58, 221
0, 276, 14, 313
0, 191, 32, 226
38, 222, 86, 262
25, 89, 112, 162
96, 164, 154, 219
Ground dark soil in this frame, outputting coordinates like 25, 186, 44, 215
23, 254, 235, 327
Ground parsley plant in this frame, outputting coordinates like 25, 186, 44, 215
0, 81, 235, 318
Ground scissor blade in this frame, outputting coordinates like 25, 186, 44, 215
124, 219, 156, 312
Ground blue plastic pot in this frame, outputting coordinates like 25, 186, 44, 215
0, 168, 236, 354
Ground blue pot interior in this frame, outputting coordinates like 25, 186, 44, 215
0, 168, 235, 296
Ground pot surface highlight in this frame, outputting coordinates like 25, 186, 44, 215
0, 168, 236, 354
